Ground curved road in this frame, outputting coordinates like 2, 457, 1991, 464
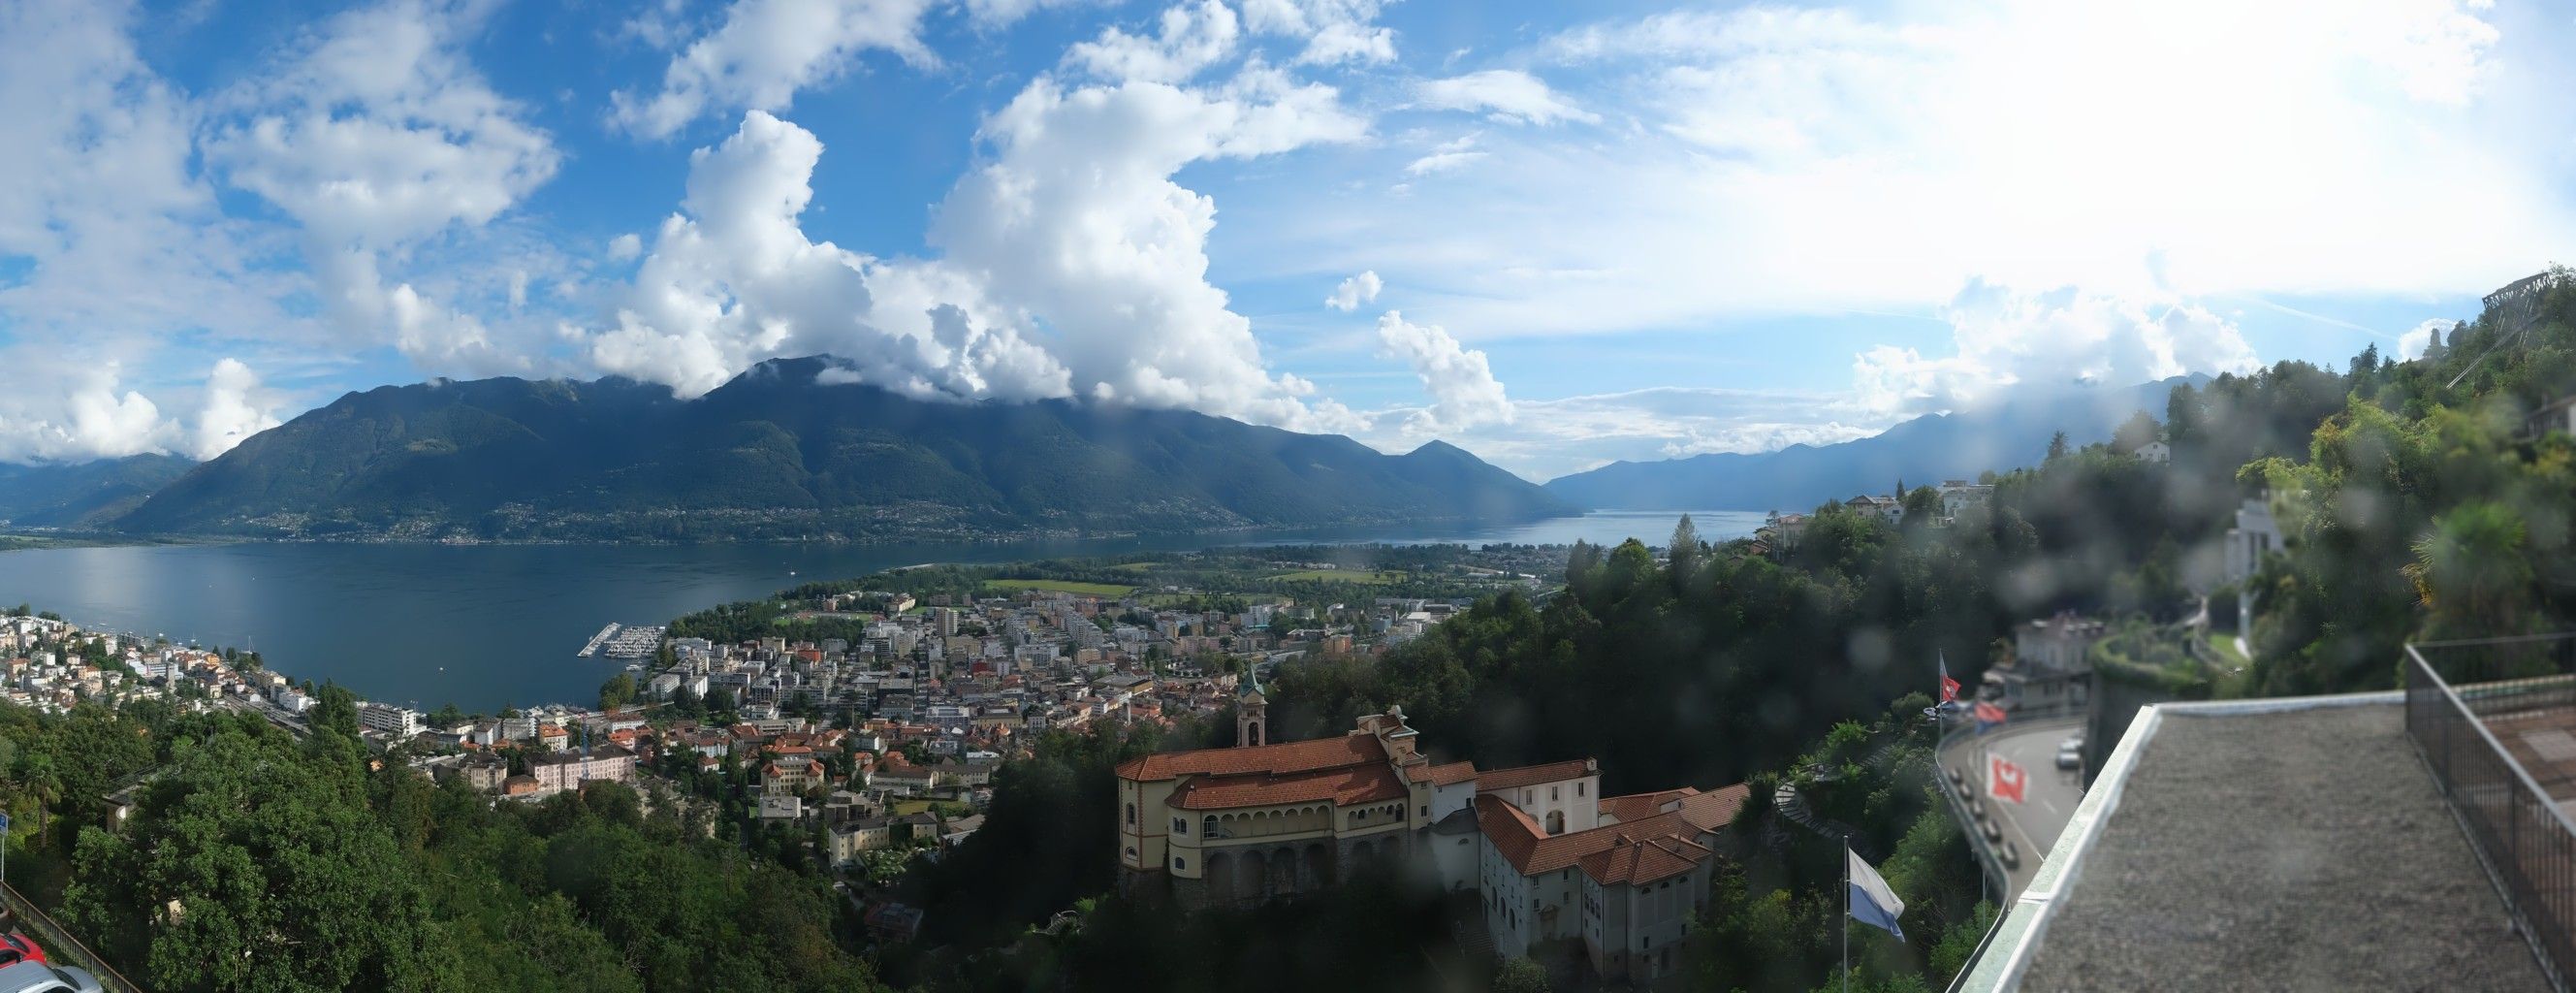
1939, 717, 2085, 900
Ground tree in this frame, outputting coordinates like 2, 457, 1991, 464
2406, 500, 2535, 639
705, 687, 737, 719
16, 751, 59, 837
2045, 431, 2071, 463
1668, 515, 1702, 584
2111, 410, 2160, 455
1492, 956, 1551, 993
598, 672, 637, 713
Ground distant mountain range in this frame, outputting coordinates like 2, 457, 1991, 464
0, 454, 197, 529
101, 357, 1575, 542
1542, 376, 2203, 512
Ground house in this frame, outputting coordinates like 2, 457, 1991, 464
832, 817, 897, 863
758, 794, 805, 821
525, 745, 636, 796
2528, 395, 2576, 440
2134, 439, 2171, 464
1476, 784, 1748, 982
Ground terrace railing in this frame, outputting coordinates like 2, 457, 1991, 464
2406, 633, 2576, 993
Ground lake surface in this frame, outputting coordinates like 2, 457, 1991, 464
0, 510, 1760, 711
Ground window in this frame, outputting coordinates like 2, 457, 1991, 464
1204, 815, 1220, 837
1125, 802, 1136, 825
1172, 817, 1187, 834
1550, 785, 1560, 801
1577, 782, 1585, 797
1172, 855, 1186, 870
1420, 805, 1429, 818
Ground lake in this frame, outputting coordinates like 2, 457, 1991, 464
0, 509, 1762, 712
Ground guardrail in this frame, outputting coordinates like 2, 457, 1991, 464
2406, 634, 2576, 993
0, 881, 145, 992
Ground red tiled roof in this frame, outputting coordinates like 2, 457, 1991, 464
1169, 762, 1409, 810
1115, 732, 1386, 781
1577, 833, 1711, 886
1599, 787, 1697, 824
1410, 760, 1479, 785
1476, 758, 1595, 793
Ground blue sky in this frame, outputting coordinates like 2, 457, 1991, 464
0, 0, 2567, 480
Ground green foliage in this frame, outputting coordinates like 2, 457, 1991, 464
597, 672, 637, 712
1491, 956, 1550, 993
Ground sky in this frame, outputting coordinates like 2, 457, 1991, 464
0, 0, 2568, 481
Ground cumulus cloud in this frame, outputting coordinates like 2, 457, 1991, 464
928, 24, 1370, 431
1415, 70, 1596, 126
1067, 0, 1239, 83
1850, 281, 2261, 419
588, 111, 1070, 400
1239, 0, 1395, 66
189, 359, 285, 459
611, 0, 938, 140
1376, 310, 1511, 432
607, 233, 643, 260
2397, 318, 2454, 361
203, 0, 559, 376
1325, 270, 1382, 310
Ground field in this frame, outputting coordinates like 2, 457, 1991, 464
1266, 569, 1406, 584
978, 578, 1136, 597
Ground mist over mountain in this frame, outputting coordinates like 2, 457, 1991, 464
1544, 375, 2206, 511
108, 357, 1575, 541
0, 454, 199, 529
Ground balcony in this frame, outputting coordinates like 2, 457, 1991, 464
2407, 633, 2576, 992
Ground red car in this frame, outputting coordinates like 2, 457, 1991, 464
0, 934, 44, 967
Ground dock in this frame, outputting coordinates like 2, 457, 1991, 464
576, 624, 620, 657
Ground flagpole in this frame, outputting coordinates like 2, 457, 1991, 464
1841, 844, 1850, 993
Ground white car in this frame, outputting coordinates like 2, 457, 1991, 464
2055, 736, 2084, 770
0, 961, 104, 993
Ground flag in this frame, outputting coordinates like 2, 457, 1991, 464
1938, 653, 1960, 704
1988, 753, 2028, 805
1973, 700, 2008, 732
1846, 847, 1906, 941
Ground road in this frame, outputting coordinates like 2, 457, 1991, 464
1938, 717, 2085, 900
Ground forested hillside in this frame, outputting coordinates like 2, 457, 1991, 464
112, 357, 1574, 541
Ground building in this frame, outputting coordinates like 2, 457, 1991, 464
1937, 481, 1994, 521
358, 702, 421, 737
1947, 642, 2564, 991
1475, 780, 1748, 982
2133, 439, 2171, 464
1987, 613, 2104, 712
2222, 494, 2282, 634
524, 744, 635, 796
1115, 700, 1746, 984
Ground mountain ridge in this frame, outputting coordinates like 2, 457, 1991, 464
109, 357, 1577, 542
1543, 375, 2205, 511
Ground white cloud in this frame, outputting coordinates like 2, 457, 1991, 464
1376, 310, 1511, 432
1415, 70, 1596, 126
611, 0, 938, 140
928, 53, 1370, 431
1850, 281, 2260, 419
1347, 384, 1875, 481
205, 0, 559, 377
607, 233, 644, 261
189, 358, 284, 460
1238, 0, 1395, 66
2398, 317, 2454, 361
1324, 270, 1382, 310
1067, 0, 1239, 83
1287, 0, 2568, 344
588, 111, 1071, 400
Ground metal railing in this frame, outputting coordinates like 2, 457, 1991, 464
2406, 634, 2576, 993
0, 881, 145, 993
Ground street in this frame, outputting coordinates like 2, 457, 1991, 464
1939, 717, 2085, 900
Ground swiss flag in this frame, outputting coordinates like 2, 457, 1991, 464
1988, 754, 2028, 805
1938, 654, 1961, 704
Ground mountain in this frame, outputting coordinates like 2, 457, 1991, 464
1543, 375, 2205, 511
112, 358, 1576, 541
0, 454, 199, 529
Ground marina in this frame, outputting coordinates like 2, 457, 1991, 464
596, 624, 667, 659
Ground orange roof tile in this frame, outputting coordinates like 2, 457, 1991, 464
1577, 834, 1711, 886
1115, 733, 1386, 781
1477, 758, 1595, 793
1599, 788, 1697, 824
1169, 762, 1409, 810
1410, 760, 1479, 786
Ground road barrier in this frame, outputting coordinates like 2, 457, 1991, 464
0, 881, 145, 992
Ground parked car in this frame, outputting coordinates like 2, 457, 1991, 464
0, 934, 42, 966
0, 961, 102, 993
2056, 735, 2084, 770
1996, 840, 2020, 870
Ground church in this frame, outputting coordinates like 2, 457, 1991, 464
1113, 676, 1748, 983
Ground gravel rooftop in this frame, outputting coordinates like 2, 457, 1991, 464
2018, 703, 2552, 993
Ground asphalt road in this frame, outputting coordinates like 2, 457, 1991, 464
1939, 717, 2085, 899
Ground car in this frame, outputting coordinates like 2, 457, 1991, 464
1996, 840, 2020, 870
0, 934, 42, 966
2056, 736, 2084, 770
0, 961, 102, 993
